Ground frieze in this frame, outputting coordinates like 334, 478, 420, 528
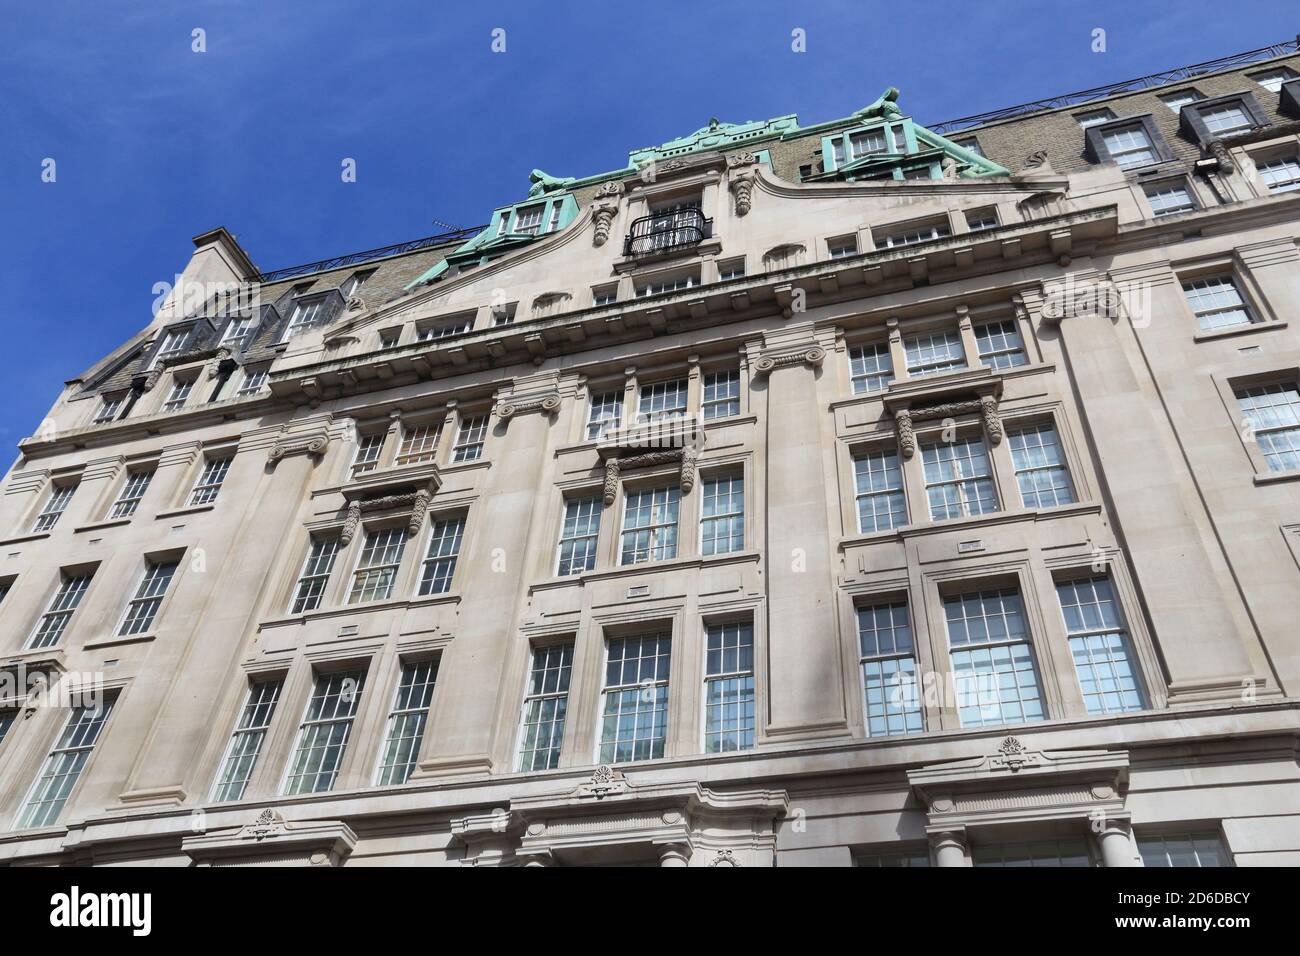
340, 488, 432, 545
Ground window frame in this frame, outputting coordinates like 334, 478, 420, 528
1084, 114, 1174, 169
515, 640, 575, 772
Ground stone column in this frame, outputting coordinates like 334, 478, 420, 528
1095, 815, 1137, 867
415, 401, 555, 776
659, 843, 691, 867
757, 327, 849, 739
1033, 288, 1259, 698
931, 828, 968, 867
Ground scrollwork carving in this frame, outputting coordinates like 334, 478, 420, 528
592, 203, 618, 247
498, 393, 562, 419
895, 409, 916, 459
751, 346, 825, 377
268, 431, 330, 464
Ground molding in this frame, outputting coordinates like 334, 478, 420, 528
182, 809, 357, 867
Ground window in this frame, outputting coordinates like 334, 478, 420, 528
451, 414, 489, 463
635, 273, 697, 297
1236, 383, 1300, 472
17, 695, 117, 829
351, 432, 386, 476
33, 482, 77, 532
557, 496, 602, 576
211, 679, 283, 802
701, 474, 744, 555
974, 319, 1027, 368
339, 270, 374, 300
221, 316, 255, 348
418, 515, 464, 595
29, 571, 94, 649
1182, 276, 1257, 331
1256, 155, 1300, 193
1137, 831, 1228, 867
973, 840, 1090, 867
854, 447, 907, 532
396, 422, 442, 466
1008, 423, 1075, 508
586, 390, 624, 440
162, 376, 194, 411
1248, 66, 1298, 93
93, 394, 125, 423
491, 302, 517, 326
1075, 108, 1117, 128
375, 659, 438, 785
188, 456, 232, 506
118, 559, 178, 636
965, 208, 999, 232
283, 670, 366, 795
1159, 89, 1203, 112
517, 644, 573, 771
593, 285, 618, 306
290, 534, 341, 613
857, 601, 922, 737
152, 327, 189, 365
828, 236, 858, 259
281, 299, 323, 341
1199, 103, 1253, 137
922, 437, 999, 520
0, 709, 15, 746
236, 366, 268, 395
904, 329, 966, 377
109, 468, 154, 519
598, 634, 670, 763
1101, 123, 1157, 169
717, 259, 746, 281
636, 379, 688, 423
849, 342, 895, 393
878, 220, 951, 248
1144, 181, 1197, 217
1057, 576, 1144, 715
0, 579, 10, 606
418, 316, 472, 339
547, 204, 564, 232
702, 368, 740, 419
856, 848, 931, 867
512, 205, 544, 235
704, 622, 755, 752
849, 128, 889, 158
953, 136, 984, 157
944, 588, 1043, 727
348, 527, 407, 603
620, 486, 680, 564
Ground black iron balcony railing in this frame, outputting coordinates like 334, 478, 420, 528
623, 207, 712, 257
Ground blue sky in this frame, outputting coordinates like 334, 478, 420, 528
0, 0, 1284, 448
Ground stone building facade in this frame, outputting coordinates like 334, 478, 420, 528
3, 41, 1300, 867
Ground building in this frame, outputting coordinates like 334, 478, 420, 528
2, 38, 1300, 868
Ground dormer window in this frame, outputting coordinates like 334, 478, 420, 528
221, 316, 255, 349
150, 327, 189, 368
1178, 93, 1269, 148
1200, 103, 1253, 137
1248, 66, 1298, 94
849, 128, 889, 159
1159, 89, 1203, 113
1074, 108, 1117, 129
417, 313, 474, 340
1101, 123, 1158, 169
281, 298, 324, 342
491, 302, 517, 326
340, 269, 375, 299
94, 393, 126, 424
513, 205, 544, 235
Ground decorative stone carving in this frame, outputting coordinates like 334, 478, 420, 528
531, 291, 573, 316
727, 152, 759, 217
709, 848, 742, 867
602, 448, 691, 505
339, 488, 432, 546
345, 295, 367, 312
576, 764, 631, 799
1208, 139, 1235, 174
893, 395, 1003, 459
751, 346, 825, 377
595, 180, 624, 198
763, 243, 806, 270
996, 736, 1029, 772
1022, 149, 1050, 170
497, 393, 561, 419
267, 430, 330, 463
246, 808, 288, 840
592, 202, 618, 247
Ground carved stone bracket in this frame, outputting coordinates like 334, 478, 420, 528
1208, 139, 1235, 174
727, 152, 758, 216
575, 764, 632, 799
207, 349, 237, 380
603, 447, 696, 505
894, 395, 1002, 459
751, 346, 825, 377
592, 203, 618, 247
267, 430, 330, 464
340, 488, 432, 545
497, 393, 561, 419
709, 848, 742, 867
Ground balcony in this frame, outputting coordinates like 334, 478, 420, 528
623, 207, 712, 257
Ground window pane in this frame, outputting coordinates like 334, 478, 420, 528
598, 634, 671, 763
854, 448, 907, 532
118, 560, 178, 636
1057, 576, 1144, 714
557, 497, 602, 575
1236, 384, 1300, 472
974, 319, 1027, 369
291, 535, 341, 613
704, 623, 755, 752
587, 391, 624, 440
620, 487, 679, 564
973, 839, 1091, 867
517, 644, 573, 771
849, 343, 894, 393
283, 671, 365, 795
375, 660, 438, 785
702, 369, 740, 419
1182, 276, 1255, 331
857, 602, 922, 737
18, 696, 117, 829
348, 527, 407, 603
922, 437, 999, 520
29, 572, 94, 649
211, 679, 283, 802
1008, 423, 1075, 508
944, 588, 1043, 727
418, 516, 464, 595
904, 329, 966, 377
1137, 831, 1229, 867
701, 475, 744, 555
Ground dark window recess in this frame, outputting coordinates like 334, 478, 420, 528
1279, 78, 1300, 120
1177, 91, 1271, 146
1083, 114, 1176, 169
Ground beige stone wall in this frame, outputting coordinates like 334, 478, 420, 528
3, 67, 1300, 866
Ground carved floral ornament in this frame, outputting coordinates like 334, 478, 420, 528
340, 488, 432, 546
602, 446, 699, 506
893, 395, 1002, 460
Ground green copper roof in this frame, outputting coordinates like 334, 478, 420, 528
627, 114, 800, 167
